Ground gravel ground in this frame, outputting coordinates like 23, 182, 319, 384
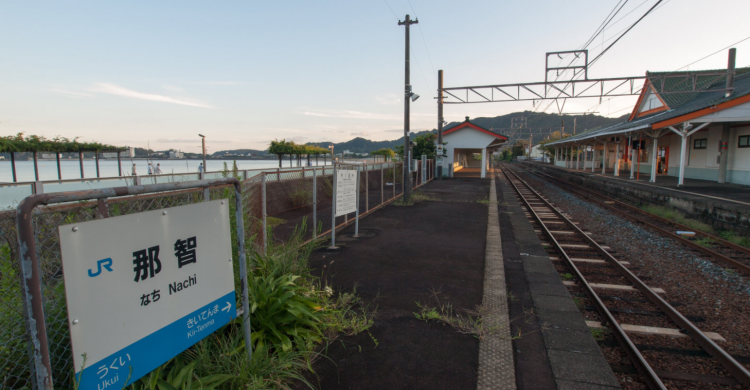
512, 168, 750, 389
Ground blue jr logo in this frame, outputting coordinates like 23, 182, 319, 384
88, 258, 113, 277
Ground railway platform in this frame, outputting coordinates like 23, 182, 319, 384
300, 173, 619, 389
526, 161, 750, 235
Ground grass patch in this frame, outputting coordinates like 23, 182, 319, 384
640, 204, 713, 233
694, 237, 715, 248
590, 327, 609, 341
719, 230, 750, 249
413, 288, 546, 341
393, 191, 434, 206
640, 204, 750, 249
561, 272, 574, 280
572, 296, 584, 310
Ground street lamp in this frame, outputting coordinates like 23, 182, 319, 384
198, 134, 207, 175
328, 144, 335, 164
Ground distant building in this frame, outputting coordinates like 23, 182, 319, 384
169, 150, 184, 159
436, 117, 509, 178
41, 153, 60, 159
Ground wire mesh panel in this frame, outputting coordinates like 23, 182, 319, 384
1, 177, 262, 390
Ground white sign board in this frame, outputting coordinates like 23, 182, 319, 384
59, 200, 236, 390
335, 170, 357, 216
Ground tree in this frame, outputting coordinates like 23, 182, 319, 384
370, 148, 395, 161
537, 131, 572, 162
511, 140, 527, 158
269, 139, 295, 168
395, 133, 438, 160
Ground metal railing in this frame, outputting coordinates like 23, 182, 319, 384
1, 158, 435, 390
0, 166, 330, 210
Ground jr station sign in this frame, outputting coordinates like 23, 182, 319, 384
59, 200, 237, 390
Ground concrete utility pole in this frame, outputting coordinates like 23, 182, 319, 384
438, 69, 444, 179
399, 14, 418, 201
573, 117, 577, 135
199, 134, 207, 175
719, 48, 736, 184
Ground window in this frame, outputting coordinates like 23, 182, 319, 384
693, 139, 707, 149
739, 135, 750, 148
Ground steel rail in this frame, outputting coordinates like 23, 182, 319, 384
504, 164, 750, 387
522, 165, 750, 275
498, 166, 666, 390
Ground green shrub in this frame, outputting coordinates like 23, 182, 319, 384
248, 273, 325, 352
289, 188, 312, 208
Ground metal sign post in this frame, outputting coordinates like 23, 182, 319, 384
312, 168, 317, 238
354, 165, 361, 238
329, 163, 338, 249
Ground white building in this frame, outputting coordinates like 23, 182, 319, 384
438, 117, 508, 178
547, 55, 750, 186
169, 150, 184, 159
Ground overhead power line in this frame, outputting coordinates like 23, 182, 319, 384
587, 0, 663, 67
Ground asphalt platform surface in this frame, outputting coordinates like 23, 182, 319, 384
304, 177, 490, 389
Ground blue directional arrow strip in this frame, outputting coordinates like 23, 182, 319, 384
76, 291, 236, 390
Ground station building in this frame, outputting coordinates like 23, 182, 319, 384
439, 117, 508, 178
546, 59, 750, 186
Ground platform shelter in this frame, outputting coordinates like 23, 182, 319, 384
547, 50, 750, 186
439, 117, 508, 178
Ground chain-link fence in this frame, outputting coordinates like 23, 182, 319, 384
0, 160, 434, 390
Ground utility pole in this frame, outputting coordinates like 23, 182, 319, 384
199, 134, 207, 174
437, 69, 444, 180
399, 14, 418, 201
573, 117, 577, 135
561, 120, 565, 135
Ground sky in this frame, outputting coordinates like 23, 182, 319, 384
2, 0, 750, 154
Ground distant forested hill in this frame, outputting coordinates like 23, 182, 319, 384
444, 111, 628, 135
213, 111, 629, 156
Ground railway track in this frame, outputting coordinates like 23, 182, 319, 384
515, 163, 750, 276
499, 163, 750, 389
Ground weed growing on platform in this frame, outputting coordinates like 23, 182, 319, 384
561, 272, 574, 280
414, 301, 495, 339
393, 191, 434, 206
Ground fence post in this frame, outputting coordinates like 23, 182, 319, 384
329, 163, 338, 249
381, 164, 384, 206
262, 173, 267, 256
16, 205, 54, 389
313, 168, 317, 238
232, 181, 253, 362
393, 163, 396, 199
277, 168, 280, 182
365, 164, 369, 212
354, 165, 360, 237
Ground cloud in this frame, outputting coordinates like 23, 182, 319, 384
351, 131, 369, 136
300, 109, 397, 120
291, 136, 308, 143
384, 129, 405, 133
91, 83, 212, 108
375, 94, 401, 105
162, 85, 184, 92
52, 89, 95, 98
